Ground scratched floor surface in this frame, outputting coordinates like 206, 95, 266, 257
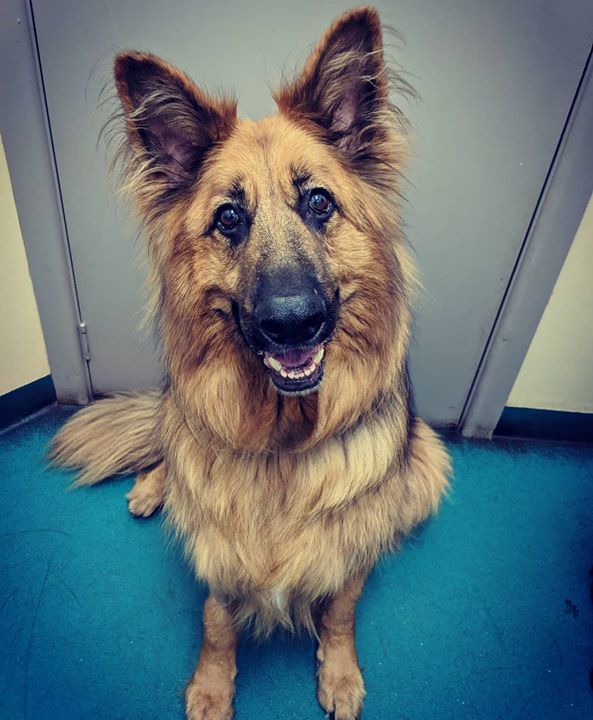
1, 405, 592, 719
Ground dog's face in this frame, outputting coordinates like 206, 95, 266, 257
185, 117, 345, 397
114, 8, 412, 447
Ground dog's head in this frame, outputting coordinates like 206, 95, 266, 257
113, 7, 413, 449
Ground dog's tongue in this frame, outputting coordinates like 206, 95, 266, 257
272, 347, 316, 368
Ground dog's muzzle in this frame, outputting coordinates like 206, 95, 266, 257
245, 270, 336, 395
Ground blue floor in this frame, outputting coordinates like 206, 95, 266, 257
1, 406, 592, 720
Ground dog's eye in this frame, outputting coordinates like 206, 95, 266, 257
308, 189, 333, 218
216, 205, 240, 234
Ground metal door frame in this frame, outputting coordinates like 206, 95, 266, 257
459, 45, 593, 438
0, 0, 91, 404
2, 0, 592, 434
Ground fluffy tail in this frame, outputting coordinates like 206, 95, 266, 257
49, 390, 163, 485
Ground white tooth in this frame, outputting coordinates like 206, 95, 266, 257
280, 369, 288, 378
266, 355, 283, 372
313, 347, 325, 364
304, 366, 313, 377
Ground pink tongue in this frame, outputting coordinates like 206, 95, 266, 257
273, 346, 316, 368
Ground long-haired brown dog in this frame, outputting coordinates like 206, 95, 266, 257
51, 7, 450, 719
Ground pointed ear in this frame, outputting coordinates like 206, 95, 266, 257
114, 52, 236, 200
274, 8, 401, 179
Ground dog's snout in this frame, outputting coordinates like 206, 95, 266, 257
256, 291, 326, 345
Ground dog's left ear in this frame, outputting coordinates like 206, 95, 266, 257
114, 51, 236, 204
275, 8, 394, 163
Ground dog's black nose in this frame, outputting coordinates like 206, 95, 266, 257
256, 291, 326, 345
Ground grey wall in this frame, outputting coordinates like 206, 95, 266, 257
3, 0, 593, 426
461, 53, 593, 437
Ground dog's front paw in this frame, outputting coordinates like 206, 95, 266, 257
126, 467, 164, 517
185, 667, 235, 720
317, 650, 365, 720
185, 688, 233, 720
126, 483, 161, 517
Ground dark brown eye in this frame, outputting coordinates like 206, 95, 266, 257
216, 205, 240, 233
308, 189, 333, 217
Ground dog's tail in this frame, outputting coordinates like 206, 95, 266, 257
49, 390, 163, 485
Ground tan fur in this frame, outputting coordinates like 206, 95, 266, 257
50, 390, 162, 485
126, 462, 165, 517
51, 8, 450, 718
317, 572, 367, 719
186, 595, 237, 720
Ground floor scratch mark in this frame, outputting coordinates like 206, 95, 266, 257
23, 559, 52, 720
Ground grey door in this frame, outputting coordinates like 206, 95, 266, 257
31, 0, 593, 426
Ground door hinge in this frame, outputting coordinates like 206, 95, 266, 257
78, 321, 91, 361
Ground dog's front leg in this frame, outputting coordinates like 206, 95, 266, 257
186, 594, 237, 720
316, 571, 368, 720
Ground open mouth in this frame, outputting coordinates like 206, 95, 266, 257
262, 344, 325, 394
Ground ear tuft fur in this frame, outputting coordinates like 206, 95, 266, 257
113, 51, 236, 206
274, 7, 411, 191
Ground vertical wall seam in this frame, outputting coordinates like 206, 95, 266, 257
26, 0, 93, 398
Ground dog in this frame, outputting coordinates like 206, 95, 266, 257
51, 7, 450, 719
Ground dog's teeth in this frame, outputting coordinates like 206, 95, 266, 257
266, 347, 324, 382
313, 347, 325, 364
266, 355, 283, 372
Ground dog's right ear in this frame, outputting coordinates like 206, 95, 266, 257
114, 52, 236, 202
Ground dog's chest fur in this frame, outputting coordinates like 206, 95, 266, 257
161, 398, 448, 633
162, 402, 410, 630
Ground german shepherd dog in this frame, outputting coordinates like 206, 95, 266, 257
51, 7, 450, 719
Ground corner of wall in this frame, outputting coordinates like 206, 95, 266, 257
0, 132, 51, 396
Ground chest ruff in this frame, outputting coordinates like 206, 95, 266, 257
163, 405, 449, 634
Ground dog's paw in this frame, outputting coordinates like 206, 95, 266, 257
126, 477, 162, 518
317, 656, 365, 720
185, 674, 234, 720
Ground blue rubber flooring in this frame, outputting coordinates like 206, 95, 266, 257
1, 405, 592, 720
